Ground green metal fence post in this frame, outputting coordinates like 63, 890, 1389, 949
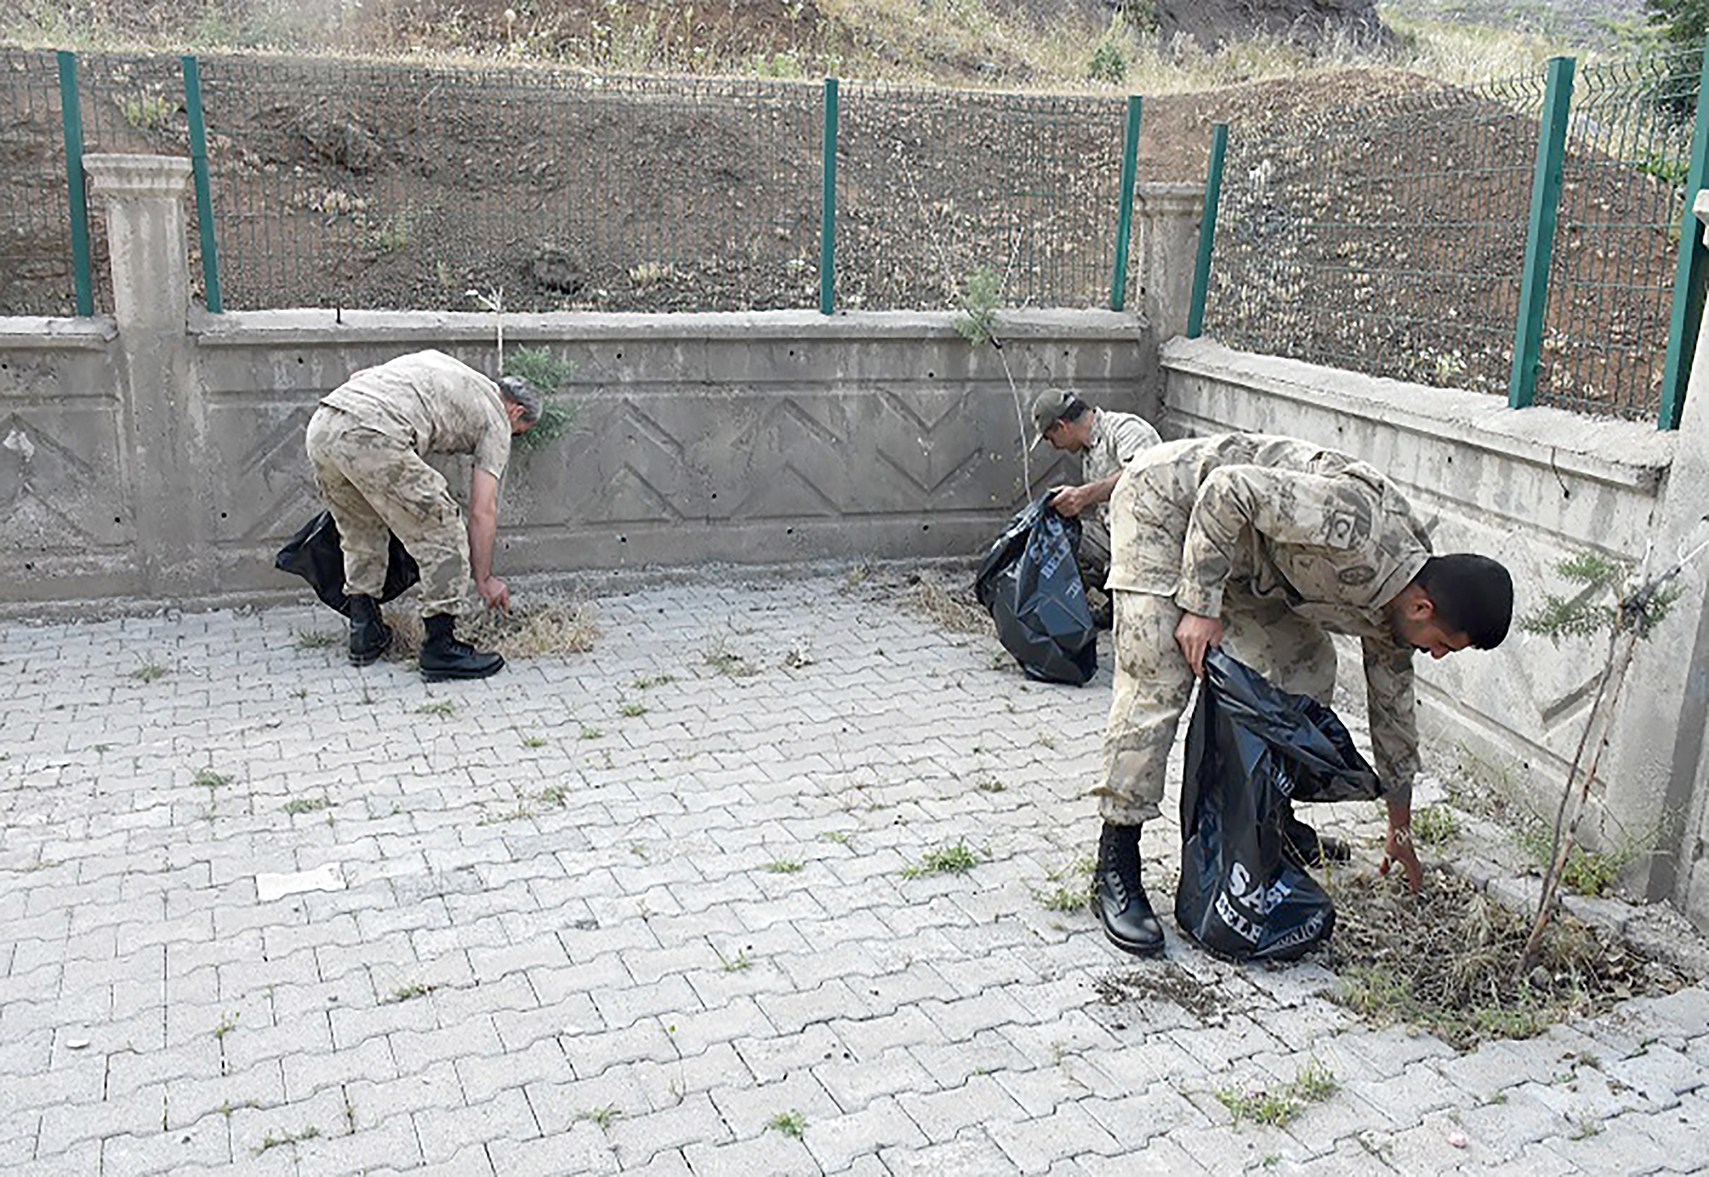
1187, 123, 1228, 340
1508, 55, 1576, 409
181, 55, 223, 314
1658, 41, 1709, 430
819, 77, 838, 316
1109, 95, 1142, 311
57, 50, 93, 317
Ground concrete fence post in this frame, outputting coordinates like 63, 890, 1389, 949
1134, 182, 1203, 343
1600, 190, 1709, 925
83, 153, 212, 599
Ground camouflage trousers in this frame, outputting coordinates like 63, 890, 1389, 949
305, 406, 470, 618
1094, 583, 1338, 826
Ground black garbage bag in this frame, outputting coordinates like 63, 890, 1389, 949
1175, 649, 1386, 962
973, 493, 1097, 686
274, 511, 420, 618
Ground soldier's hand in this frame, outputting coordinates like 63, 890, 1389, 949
1174, 612, 1223, 678
1048, 484, 1093, 518
1379, 825, 1423, 893
478, 576, 510, 612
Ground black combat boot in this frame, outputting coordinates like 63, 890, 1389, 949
1279, 801, 1351, 867
1094, 822, 1164, 956
418, 614, 504, 682
347, 594, 393, 667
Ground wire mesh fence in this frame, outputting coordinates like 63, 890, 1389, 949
836, 83, 1128, 312
1202, 73, 1550, 398
0, 48, 77, 316
1539, 51, 1699, 420
192, 57, 825, 313
74, 52, 201, 313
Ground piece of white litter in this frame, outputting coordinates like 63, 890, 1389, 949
1447, 1132, 1468, 1149
66, 1038, 90, 1050
256, 862, 345, 902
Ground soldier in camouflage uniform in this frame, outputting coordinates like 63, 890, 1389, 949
1031, 388, 1162, 626
305, 349, 543, 682
1092, 434, 1513, 956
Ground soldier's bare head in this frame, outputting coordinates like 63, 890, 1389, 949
497, 375, 544, 434
1389, 554, 1513, 658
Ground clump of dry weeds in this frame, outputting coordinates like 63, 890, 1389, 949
384, 595, 599, 660
1325, 867, 1683, 1050
908, 572, 993, 636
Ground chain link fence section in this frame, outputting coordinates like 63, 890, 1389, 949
1539, 51, 1698, 420
837, 83, 1127, 312
0, 48, 77, 316
191, 56, 824, 313
1203, 74, 1551, 398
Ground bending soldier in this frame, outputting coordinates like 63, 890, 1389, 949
1093, 433, 1514, 956
304, 349, 542, 682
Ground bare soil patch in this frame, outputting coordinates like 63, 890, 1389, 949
1095, 959, 1239, 1023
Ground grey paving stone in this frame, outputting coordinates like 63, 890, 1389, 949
813, 1043, 938, 1114
281, 1031, 400, 1102
412, 1086, 539, 1165
606, 1091, 734, 1166
896, 1072, 1029, 1141
454, 1036, 572, 1105
486, 1125, 622, 1177
561, 1018, 680, 1080
681, 1130, 818, 1177
286, 1115, 425, 1175
987, 1099, 1123, 1173
1079, 1081, 1207, 1149
802, 1093, 927, 1172
97, 1112, 232, 1175
345, 1058, 464, 1126
37, 1083, 168, 1153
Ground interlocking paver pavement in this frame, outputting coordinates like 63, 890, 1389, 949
4, 571, 1709, 1174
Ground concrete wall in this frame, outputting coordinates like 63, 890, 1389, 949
0, 308, 1154, 609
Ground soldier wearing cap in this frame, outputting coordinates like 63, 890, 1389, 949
304, 349, 543, 682
1031, 388, 1162, 624
1091, 433, 1514, 957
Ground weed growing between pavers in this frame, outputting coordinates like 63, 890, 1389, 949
901, 839, 988, 878
282, 794, 332, 815
384, 595, 598, 660
768, 1110, 806, 1139
1034, 853, 1096, 914
1324, 867, 1686, 1051
580, 1105, 622, 1130
1215, 1059, 1338, 1127
703, 636, 760, 678
255, 1126, 321, 1155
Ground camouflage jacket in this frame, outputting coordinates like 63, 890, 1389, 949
1083, 409, 1162, 486
1113, 434, 1432, 798
321, 349, 512, 481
